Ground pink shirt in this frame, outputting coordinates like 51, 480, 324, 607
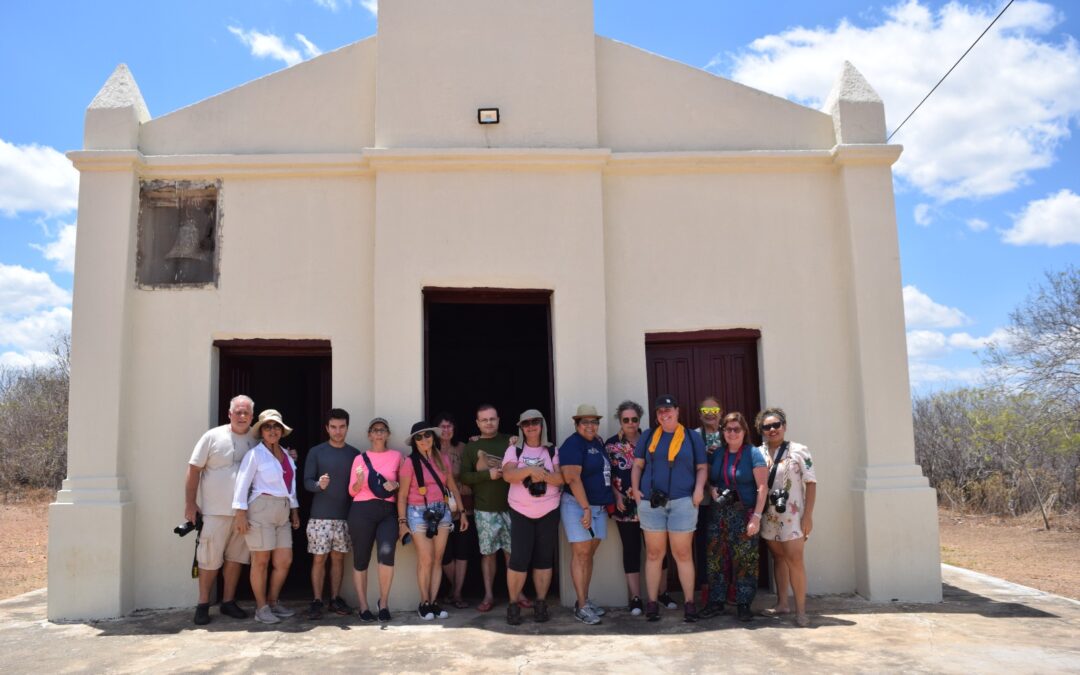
503, 444, 561, 518
399, 451, 451, 506
348, 449, 403, 503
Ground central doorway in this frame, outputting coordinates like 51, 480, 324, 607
423, 287, 557, 600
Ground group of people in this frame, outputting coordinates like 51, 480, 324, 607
184, 394, 816, 628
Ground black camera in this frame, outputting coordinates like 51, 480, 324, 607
769, 488, 789, 514
649, 490, 669, 509
173, 513, 203, 537
523, 476, 548, 497
716, 488, 738, 508
423, 508, 441, 538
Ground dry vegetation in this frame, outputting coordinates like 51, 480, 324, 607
0, 490, 51, 600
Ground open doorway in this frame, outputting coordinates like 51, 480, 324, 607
423, 288, 557, 600
216, 338, 332, 599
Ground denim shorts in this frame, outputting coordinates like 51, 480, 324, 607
637, 496, 698, 533
560, 493, 608, 543
406, 502, 452, 532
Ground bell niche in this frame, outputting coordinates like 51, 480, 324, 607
136, 180, 219, 286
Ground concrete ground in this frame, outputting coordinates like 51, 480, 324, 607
1, 565, 1078, 674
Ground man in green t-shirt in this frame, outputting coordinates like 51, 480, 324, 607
460, 403, 515, 612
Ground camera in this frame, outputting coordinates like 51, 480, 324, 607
716, 488, 738, 508
769, 488, 789, 514
422, 508, 441, 538
649, 489, 669, 509
173, 513, 203, 537
522, 476, 548, 497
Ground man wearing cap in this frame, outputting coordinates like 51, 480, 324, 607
302, 408, 360, 620
460, 403, 517, 612
630, 394, 707, 623
183, 394, 258, 625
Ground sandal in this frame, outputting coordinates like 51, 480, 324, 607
477, 599, 494, 612
452, 598, 469, 609
517, 597, 534, 609
761, 607, 792, 617
795, 613, 810, 627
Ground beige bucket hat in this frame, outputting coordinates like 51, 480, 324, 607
251, 409, 293, 438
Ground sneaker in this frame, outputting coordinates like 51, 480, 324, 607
417, 602, 434, 620
658, 592, 678, 610
377, 603, 391, 622
533, 599, 549, 623
683, 601, 699, 623
700, 601, 724, 619
737, 603, 754, 622
506, 602, 522, 626
269, 603, 295, 618
629, 596, 644, 616
193, 603, 210, 626
357, 608, 376, 622
574, 603, 601, 625
645, 601, 660, 622
306, 599, 324, 620
219, 600, 248, 619
254, 605, 280, 624
328, 596, 352, 616
431, 602, 449, 619
584, 598, 606, 617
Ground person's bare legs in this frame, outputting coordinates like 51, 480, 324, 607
328, 551, 346, 599
428, 529, 450, 604
533, 568, 553, 600
669, 532, 696, 601
507, 569, 528, 602
249, 551, 271, 608
414, 535, 436, 603
311, 553, 328, 601
451, 559, 467, 602
267, 547, 292, 606
783, 538, 808, 615
766, 539, 792, 612
353, 568, 370, 612
570, 541, 595, 608
505, 550, 529, 603
221, 560, 243, 603
197, 567, 220, 604
643, 530, 668, 602
625, 571, 641, 600
377, 563, 394, 609
480, 553, 496, 605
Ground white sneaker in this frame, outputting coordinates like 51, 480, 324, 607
269, 603, 295, 618
585, 598, 606, 616
417, 603, 435, 620
254, 605, 280, 624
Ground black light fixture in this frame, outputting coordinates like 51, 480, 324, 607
477, 108, 500, 124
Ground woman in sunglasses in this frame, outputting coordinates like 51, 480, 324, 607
702, 412, 767, 622
500, 409, 564, 625
756, 407, 816, 627
397, 421, 468, 620
693, 396, 723, 609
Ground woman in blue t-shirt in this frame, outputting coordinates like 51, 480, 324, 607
703, 412, 768, 622
559, 404, 614, 625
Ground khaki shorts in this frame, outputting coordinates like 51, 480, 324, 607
244, 495, 293, 552
196, 514, 250, 570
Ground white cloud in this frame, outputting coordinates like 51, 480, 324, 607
0, 306, 72, 352
30, 222, 77, 273
228, 26, 303, 67
295, 33, 322, 59
0, 263, 71, 316
1002, 188, 1080, 246
0, 350, 56, 369
914, 203, 933, 226
0, 138, 79, 217
908, 361, 985, 388
903, 285, 968, 328
360, 0, 378, 16
0, 263, 72, 365
721, 1, 1080, 202
948, 328, 1011, 351
966, 217, 989, 232
314, 0, 343, 9
313, 0, 376, 15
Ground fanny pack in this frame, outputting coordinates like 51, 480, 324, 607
361, 452, 396, 500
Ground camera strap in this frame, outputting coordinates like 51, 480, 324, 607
647, 426, 684, 496
767, 441, 789, 490
720, 445, 744, 489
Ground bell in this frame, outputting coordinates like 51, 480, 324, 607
165, 218, 211, 262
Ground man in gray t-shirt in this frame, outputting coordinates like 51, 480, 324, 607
302, 408, 360, 619
185, 394, 257, 625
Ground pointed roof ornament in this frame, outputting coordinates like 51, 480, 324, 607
84, 64, 151, 150
822, 61, 886, 145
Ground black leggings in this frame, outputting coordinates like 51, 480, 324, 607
348, 499, 398, 571
508, 507, 560, 573
616, 519, 668, 575
442, 514, 479, 565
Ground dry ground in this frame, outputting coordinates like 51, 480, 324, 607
2, 495, 1078, 602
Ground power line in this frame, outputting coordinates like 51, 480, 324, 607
887, 0, 1015, 142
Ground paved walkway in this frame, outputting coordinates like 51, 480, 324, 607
1, 565, 1078, 674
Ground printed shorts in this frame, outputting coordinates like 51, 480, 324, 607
306, 518, 352, 555
474, 510, 512, 555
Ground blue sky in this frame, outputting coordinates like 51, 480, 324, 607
1, 1, 1077, 392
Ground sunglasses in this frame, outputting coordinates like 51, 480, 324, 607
700, 407, 721, 415
621, 416, 639, 424
520, 419, 542, 428
761, 422, 784, 432
370, 427, 389, 434
262, 423, 283, 431
578, 419, 600, 426
412, 431, 434, 441
723, 426, 744, 434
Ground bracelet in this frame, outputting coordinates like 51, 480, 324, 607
397, 518, 407, 524
751, 513, 762, 519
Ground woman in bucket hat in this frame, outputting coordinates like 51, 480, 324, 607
232, 409, 301, 624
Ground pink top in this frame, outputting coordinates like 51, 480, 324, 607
503, 444, 561, 518
348, 450, 403, 503
399, 450, 451, 506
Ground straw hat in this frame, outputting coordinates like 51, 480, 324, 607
251, 409, 293, 437
571, 403, 603, 421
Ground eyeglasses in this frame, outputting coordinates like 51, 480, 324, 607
370, 427, 388, 434
723, 426, 744, 434
761, 422, 784, 432
700, 407, 721, 415
413, 431, 434, 441
520, 419, 542, 428
621, 417, 639, 424
230, 410, 252, 417
578, 419, 600, 426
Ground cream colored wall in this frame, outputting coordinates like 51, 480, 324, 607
140, 39, 377, 155
120, 176, 376, 609
376, 0, 598, 148
595, 38, 835, 152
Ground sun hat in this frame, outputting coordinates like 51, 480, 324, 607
516, 408, 551, 447
571, 403, 603, 421
406, 420, 440, 447
251, 409, 293, 438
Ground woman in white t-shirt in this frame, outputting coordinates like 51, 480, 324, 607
501, 409, 564, 625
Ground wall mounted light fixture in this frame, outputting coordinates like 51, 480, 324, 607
477, 108, 500, 124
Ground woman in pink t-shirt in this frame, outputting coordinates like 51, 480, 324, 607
500, 408, 564, 625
